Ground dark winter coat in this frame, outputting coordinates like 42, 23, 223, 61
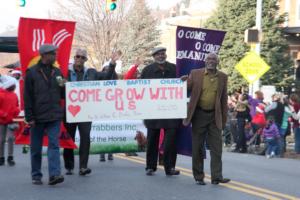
24, 61, 64, 123
140, 61, 181, 129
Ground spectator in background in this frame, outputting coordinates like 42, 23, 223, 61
265, 94, 284, 129
263, 116, 280, 158
279, 97, 293, 156
123, 58, 142, 157
290, 94, 300, 154
99, 59, 119, 162
9, 70, 22, 110
103, 50, 123, 76
248, 91, 264, 118
123, 58, 142, 80
0, 76, 20, 166
234, 93, 251, 153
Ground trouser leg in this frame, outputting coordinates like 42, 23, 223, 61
63, 123, 77, 170
207, 119, 223, 180
0, 125, 7, 158
46, 121, 61, 177
6, 128, 15, 157
30, 123, 44, 179
146, 128, 160, 171
162, 128, 177, 172
78, 122, 92, 169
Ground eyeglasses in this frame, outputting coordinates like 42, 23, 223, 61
75, 55, 87, 60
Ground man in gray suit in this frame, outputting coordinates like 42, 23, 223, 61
182, 53, 230, 185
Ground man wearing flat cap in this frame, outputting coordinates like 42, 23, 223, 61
140, 47, 181, 176
62, 48, 117, 176
24, 43, 65, 185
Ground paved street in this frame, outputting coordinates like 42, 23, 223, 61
0, 146, 299, 200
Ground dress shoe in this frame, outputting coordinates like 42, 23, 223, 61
211, 178, 231, 185
0, 157, 4, 166
165, 168, 180, 176
100, 156, 106, 162
48, 175, 64, 185
65, 169, 73, 175
32, 179, 43, 185
7, 156, 15, 166
195, 180, 206, 185
108, 154, 114, 160
79, 168, 92, 176
146, 169, 154, 176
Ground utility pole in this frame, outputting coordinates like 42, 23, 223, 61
250, 0, 262, 96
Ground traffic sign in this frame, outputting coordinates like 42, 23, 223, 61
235, 51, 270, 83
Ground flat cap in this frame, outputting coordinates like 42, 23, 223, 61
39, 44, 58, 55
151, 47, 166, 56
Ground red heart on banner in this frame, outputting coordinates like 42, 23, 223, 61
68, 105, 81, 117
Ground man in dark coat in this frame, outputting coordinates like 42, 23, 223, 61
182, 52, 230, 185
24, 44, 65, 185
140, 47, 181, 176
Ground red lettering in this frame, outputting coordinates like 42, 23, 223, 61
69, 89, 78, 102
149, 88, 160, 100
175, 87, 183, 99
168, 87, 175, 99
160, 87, 167, 100
115, 100, 124, 110
115, 88, 123, 101
78, 90, 86, 102
86, 89, 95, 102
96, 89, 102, 102
133, 88, 145, 100
126, 88, 145, 100
126, 88, 134, 100
105, 89, 114, 101
128, 101, 136, 110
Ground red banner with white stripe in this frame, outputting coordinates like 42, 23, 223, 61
18, 17, 76, 77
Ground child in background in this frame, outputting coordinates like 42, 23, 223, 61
0, 76, 20, 166
263, 116, 280, 158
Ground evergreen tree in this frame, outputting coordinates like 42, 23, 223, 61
205, 0, 293, 93
118, 0, 160, 72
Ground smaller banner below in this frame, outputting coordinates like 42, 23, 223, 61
75, 120, 147, 154
66, 79, 187, 123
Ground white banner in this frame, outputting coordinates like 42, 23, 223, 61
74, 120, 147, 153
66, 79, 187, 123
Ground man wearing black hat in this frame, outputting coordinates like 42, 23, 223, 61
24, 43, 65, 185
140, 47, 181, 176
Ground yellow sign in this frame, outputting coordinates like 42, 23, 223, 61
235, 51, 270, 84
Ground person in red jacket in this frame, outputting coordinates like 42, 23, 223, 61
0, 76, 20, 166
123, 58, 142, 80
123, 58, 142, 157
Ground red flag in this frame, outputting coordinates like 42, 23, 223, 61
15, 122, 77, 149
18, 17, 76, 77
17, 18, 76, 148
